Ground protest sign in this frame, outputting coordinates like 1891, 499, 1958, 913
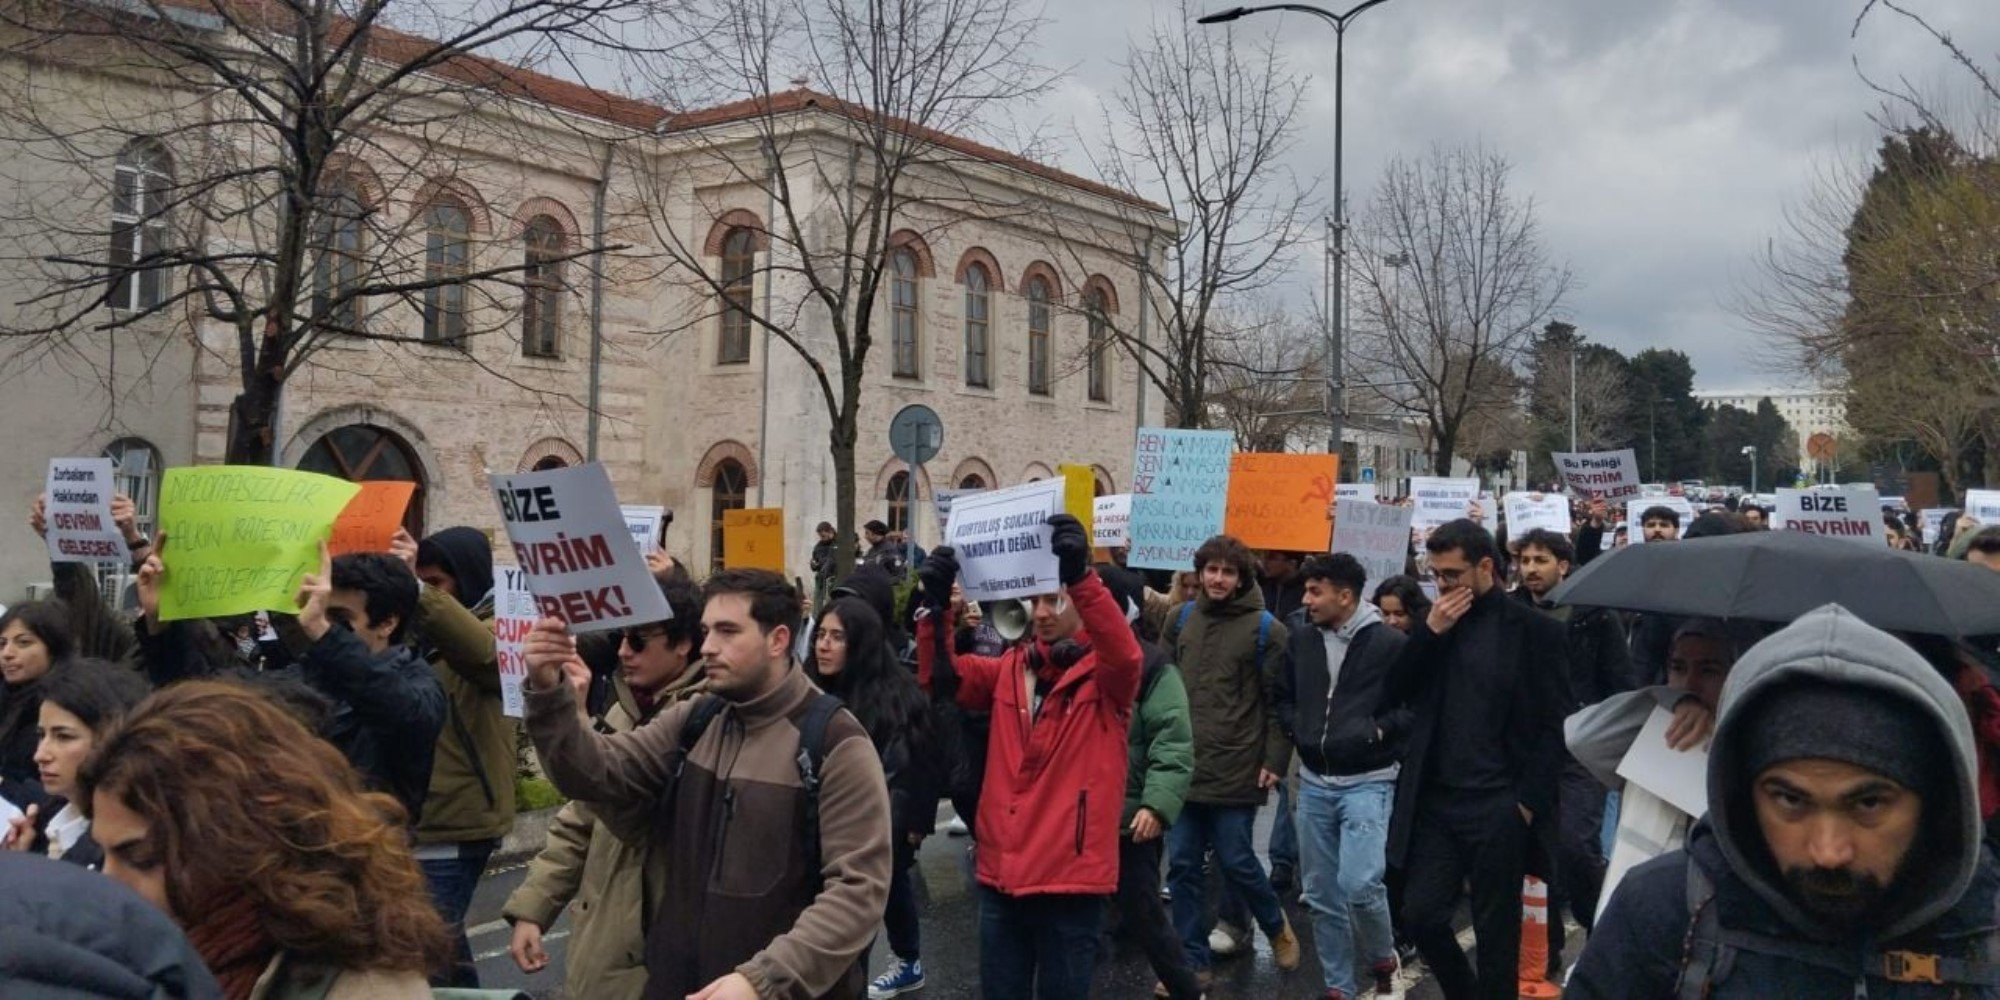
1920, 508, 1955, 546
723, 507, 786, 571
945, 478, 1065, 601
1477, 490, 1499, 535
328, 481, 417, 555
492, 566, 537, 718
1092, 494, 1132, 548
1409, 477, 1481, 530
44, 457, 129, 565
1331, 499, 1414, 596
933, 488, 984, 530
1629, 495, 1697, 546
1128, 428, 1235, 571
620, 504, 666, 557
1503, 492, 1571, 536
1967, 490, 2000, 527
1553, 449, 1642, 501
1224, 452, 1338, 552
1335, 482, 1377, 502
156, 466, 360, 621
489, 462, 671, 632
1774, 486, 1883, 546
1058, 464, 1097, 537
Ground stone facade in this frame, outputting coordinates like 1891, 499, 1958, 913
0, 27, 1171, 599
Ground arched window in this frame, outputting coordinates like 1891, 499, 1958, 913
1085, 286, 1110, 402
957, 473, 987, 490
110, 140, 172, 312
423, 198, 470, 343
963, 263, 990, 387
886, 471, 913, 534
1026, 276, 1051, 396
531, 455, 568, 471
709, 458, 747, 571
522, 215, 565, 358
718, 228, 755, 364
297, 424, 426, 537
313, 179, 366, 332
890, 248, 919, 378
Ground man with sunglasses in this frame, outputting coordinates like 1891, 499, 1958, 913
1382, 518, 1570, 1000
504, 577, 706, 999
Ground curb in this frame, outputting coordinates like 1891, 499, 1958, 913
492, 804, 562, 867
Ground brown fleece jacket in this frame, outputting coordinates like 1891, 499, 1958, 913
525, 664, 891, 1000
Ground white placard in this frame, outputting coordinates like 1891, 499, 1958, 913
1966, 490, 2000, 527
1335, 483, 1377, 501
1409, 477, 1481, 530
1774, 485, 1883, 546
489, 462, 672, 632
1553, 449, 1643, 501
45, 457, 130, 565
934, 488, 985, 531
493, 567, 537, 718
1920, 508, 1955, 546
1332, 499, 1415, 595
1503, 492, 1571, 537
944, 478, 1066, 601
620, 504, 665, 557
1615, 706, 1710, 819
1092, 494, 1132, 548
1477, 490, 1499, 535
1629, 496, 1697, 545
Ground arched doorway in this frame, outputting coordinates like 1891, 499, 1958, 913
709, 458, 747, 572
297, 424, 426, 537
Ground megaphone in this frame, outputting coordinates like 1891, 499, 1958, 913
989, 599, 1034, 642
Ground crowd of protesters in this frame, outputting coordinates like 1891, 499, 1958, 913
9, 479, 2000, 1000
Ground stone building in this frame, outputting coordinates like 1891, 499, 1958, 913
0, 14, 1172, 600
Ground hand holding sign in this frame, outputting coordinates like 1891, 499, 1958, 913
136, 534, 167, 625
295, 542, 335, 642
522, 616, 579, 693
389, 528, 419, 573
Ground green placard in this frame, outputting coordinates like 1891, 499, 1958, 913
157, 466, 361, 621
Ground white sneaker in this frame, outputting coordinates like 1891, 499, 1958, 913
1207, 922, 1249, 957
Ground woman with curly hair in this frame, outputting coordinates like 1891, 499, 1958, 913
79, 680, 449, 998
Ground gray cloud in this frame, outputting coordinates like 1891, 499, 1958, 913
1031, 0, 2000, 391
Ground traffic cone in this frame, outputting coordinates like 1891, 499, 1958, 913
1518, 876, 1561, 998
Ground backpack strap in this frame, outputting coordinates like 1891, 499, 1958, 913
794, 692, 844, 880
674, 695, 729, 781
1175, 601, 1194, 636
1675, 858, 1728, 999
1254, 612, 1273, 674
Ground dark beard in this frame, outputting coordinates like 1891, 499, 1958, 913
1782, 865, 1891, 929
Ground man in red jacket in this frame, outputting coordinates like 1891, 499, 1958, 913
915, 513, 1142, 1000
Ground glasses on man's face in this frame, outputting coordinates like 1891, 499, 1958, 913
621, 627, 669, 652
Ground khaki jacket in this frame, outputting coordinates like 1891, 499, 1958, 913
501, 669, 708, 1000
413, 585, 518, 845
247, 954, 429, 1000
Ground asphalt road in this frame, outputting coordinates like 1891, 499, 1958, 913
464, 800, 1584, 999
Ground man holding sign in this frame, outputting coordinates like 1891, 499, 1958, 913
913, 514, 1142, 1000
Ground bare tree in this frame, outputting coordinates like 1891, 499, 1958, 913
1042, 0, 1317, 430
619, 0, 1057, 577
1347, 144, 1569, 474
1206, 305, 1326, 452
0, 0, 644, 463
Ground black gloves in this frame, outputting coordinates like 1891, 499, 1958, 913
919, 545, 959, 610
1049, 514, 1090, 586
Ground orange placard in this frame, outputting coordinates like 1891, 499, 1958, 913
1223, 453, 1338, 552
723, 507, 786, 572
329, 481, 417, 555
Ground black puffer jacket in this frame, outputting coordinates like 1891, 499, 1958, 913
294, 626, 446, 825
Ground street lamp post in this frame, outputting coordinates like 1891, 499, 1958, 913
1742, 445, 1758, 496
1198, 1, 1399, 473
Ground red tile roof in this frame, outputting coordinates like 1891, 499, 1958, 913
133, 0, 1163, 213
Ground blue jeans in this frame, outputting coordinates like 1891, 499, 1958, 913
977, 885, 1104, 1000
1296, 775, 1396, 995
1167, 802, 1286, 970
418, 838, 498, 988
1269, 778, 1300, 872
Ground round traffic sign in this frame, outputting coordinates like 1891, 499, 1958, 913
889, 404, 944, 465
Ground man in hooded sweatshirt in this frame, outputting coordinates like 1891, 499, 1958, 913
402, 525, 517, 987
1569, 604, 2000, 997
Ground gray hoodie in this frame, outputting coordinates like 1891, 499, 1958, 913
1707, 603, 1980, 943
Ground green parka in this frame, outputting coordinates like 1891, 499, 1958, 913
412, 585, 517, 845
1123, 643, 1194, 831
1164, 584, 1291, 807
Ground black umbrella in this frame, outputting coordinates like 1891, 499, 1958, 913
1548, 529, 2000, 636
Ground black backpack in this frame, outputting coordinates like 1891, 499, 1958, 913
672, 692, 843, 874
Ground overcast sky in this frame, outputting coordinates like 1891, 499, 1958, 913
1012, 0, 1999, 392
